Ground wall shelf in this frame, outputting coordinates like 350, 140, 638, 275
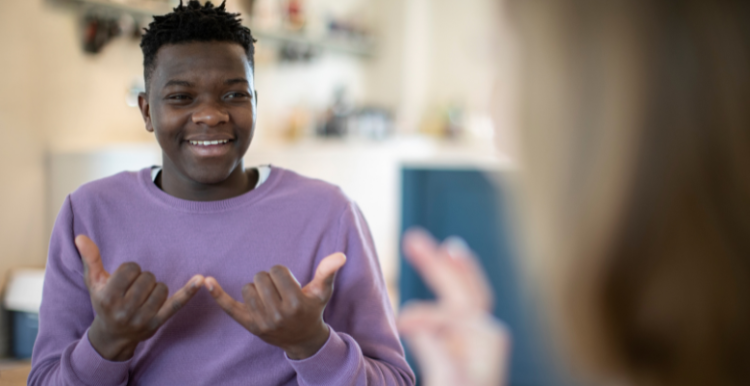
51, 0, 376, 58
59, 0, 171, 18
249, 26, 375, 58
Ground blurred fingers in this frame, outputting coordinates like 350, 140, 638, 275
402, 229, 465, 306
402, 229, 455, 299
402, 228, 441, 268
442, 237, 494, 311
403, 228, 493, 311
405, 332, 459, 386
397, 302, 454, 334
399, 299, 511, 386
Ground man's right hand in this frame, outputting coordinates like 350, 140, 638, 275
75, 235, 204, 361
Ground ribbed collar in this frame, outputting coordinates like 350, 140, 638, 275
138, 166, 282, 213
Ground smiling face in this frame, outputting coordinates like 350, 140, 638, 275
138, 41, 256, 198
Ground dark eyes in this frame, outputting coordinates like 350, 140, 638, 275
163, 92, 250, 103
165, 94, 191, 102
224, 92, 250, 100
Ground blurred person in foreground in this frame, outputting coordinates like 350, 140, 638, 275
397, 1, 750, 386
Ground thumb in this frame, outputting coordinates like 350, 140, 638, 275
302, 252, 346, 302
75, 235, 109, 290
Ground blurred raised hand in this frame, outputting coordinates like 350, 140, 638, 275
397, 228, 510, 386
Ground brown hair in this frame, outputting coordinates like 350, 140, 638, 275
512, 1, 750, 385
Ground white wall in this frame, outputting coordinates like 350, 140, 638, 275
428, 0, 502, 111
0, 1, 59, 288
374, 0, 506, 138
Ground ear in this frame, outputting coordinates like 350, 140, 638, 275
138, 92, 154, 133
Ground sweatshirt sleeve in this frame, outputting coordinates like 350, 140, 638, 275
28, 195, 131, 386
287, 201, 416, 385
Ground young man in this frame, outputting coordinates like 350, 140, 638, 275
29, 2, 415, 385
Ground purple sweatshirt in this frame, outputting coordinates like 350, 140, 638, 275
30, 166, 415, 386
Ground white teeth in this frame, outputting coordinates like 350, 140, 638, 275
189, 140, 229, 146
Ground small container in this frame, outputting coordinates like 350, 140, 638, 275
4, 269, 45, 359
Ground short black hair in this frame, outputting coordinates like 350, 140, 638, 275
140, 0, 256, 90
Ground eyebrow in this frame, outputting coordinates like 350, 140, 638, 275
163, 78, 248, 87
225, 78, 249, 85
164, 80, 194, 88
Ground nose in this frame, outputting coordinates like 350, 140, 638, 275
192, 101, 229, 127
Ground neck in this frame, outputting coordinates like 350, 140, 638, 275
157, 162, 259, 202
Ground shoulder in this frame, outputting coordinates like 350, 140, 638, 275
68, 168, 146, 207
270, 167, 354, 214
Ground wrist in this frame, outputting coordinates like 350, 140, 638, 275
284, 323, 330, 360
88, 321, 138, 361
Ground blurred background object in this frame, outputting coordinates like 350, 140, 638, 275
3, 269, 45, 359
